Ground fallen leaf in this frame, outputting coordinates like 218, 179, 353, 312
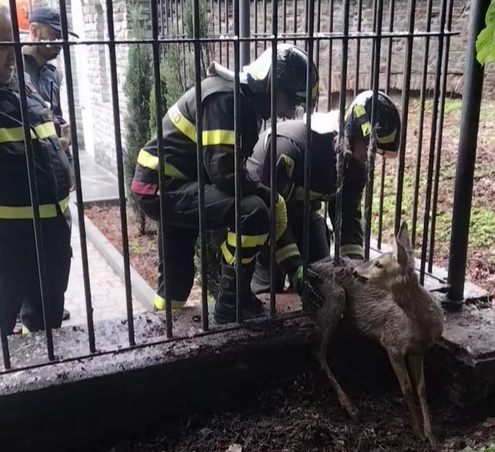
482, 417, 495, 428
226, 445, 242, 452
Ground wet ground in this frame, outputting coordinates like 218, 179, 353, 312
75, 367, 495, 452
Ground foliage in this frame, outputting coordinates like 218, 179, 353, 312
123, 4, 153, 234
476, 0, 495, 66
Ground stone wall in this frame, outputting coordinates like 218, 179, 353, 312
25, 0, 492, 174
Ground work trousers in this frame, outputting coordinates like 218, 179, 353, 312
136, 179, 270, 306
0, 209, 72, 335
251, 208, 331, 294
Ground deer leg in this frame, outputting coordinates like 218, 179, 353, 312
316, 336, 359, 421
387, 351, 424, 440
409, 355, 436, 449
314, 286, 358, 420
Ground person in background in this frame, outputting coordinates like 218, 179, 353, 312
131, 44, 324, 325
0, 5, 72, 335
20, 6, 79, 326
247, 90, 402, 296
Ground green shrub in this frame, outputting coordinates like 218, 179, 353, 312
123, 4, 153, 234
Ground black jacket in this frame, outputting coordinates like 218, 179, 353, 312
0, 78, 72, 219
247, 120, 366, 274
131, 75, 270, 205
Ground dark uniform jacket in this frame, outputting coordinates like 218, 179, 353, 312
23, 53, 72, 165
0, 76, 72, 220
247, 120, 366, 274
131, 75, 271, 206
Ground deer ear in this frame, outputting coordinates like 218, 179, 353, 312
397, 221, 411, 252
393, 236, 410, 267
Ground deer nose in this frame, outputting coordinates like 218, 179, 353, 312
353, 269, 359, 277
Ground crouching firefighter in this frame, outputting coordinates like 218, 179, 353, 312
247, 90, 401, 296
131, 43, 323, 324
0, 6, 72, 335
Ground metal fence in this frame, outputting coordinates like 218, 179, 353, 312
0, 0, 487, 374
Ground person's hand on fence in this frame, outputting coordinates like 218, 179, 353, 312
59, 123, 71, 151
291, 265, 325, 308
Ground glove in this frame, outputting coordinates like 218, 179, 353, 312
275, 194, 288, 242
291, 265, 325, 309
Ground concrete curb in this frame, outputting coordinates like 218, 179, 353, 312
70, 202, 155, 312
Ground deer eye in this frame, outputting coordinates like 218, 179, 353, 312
375, 262, 384, 269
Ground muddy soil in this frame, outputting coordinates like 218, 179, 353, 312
78, 368, 494, 452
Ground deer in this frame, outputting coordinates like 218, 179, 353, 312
308, 221, 445, 448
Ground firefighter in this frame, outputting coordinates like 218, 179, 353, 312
131, 43, 322, 324
0, 6, 73, 335
247, 90, 402, 295
20, 6, 80, 326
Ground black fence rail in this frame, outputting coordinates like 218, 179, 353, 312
0, 0, 487, 374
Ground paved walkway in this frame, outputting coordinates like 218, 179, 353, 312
64, 151, 149, 327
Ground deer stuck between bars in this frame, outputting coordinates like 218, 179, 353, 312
309, 221, 445, 448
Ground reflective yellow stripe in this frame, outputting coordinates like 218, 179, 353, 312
202, 130, 235, 146
168, 103, 235, 146
226, 231, 269, 248
354, 105, 367, 118
220, 241, 256, 265
0, 195, 70, 220
137, 149, 189, 180
276, 243, 301, 264
378, 129, 397, 144
0, 122, 57, 143
361, 121, 372, 138
340, 244, 364, 258
153, 294, 187, 310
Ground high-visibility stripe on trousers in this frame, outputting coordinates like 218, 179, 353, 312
135, 179, 271, 308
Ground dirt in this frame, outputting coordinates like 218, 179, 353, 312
79, 369, 495, 452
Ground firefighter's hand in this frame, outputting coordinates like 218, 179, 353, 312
292, 265, 325, 309
275, 194, 288, 241
59, 123, 71, 151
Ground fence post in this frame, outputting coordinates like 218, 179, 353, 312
447, 0, 491, 303
240, 0, 250, 68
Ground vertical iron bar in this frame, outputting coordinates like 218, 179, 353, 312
354, 0, 363, 98
419, 0, 448, 285
302, 0, 315, 305
233, 0, 243, 324
269, 0, 278, 319
182, 0, 188, 87
58, 0, 96, 351
0, 262, 11, 369
315, 0, 322, 88
165, 0, 170, 37
369, 0, 378, 86
263, 0, 267, 50
411, 0, 433, 247
447, 0, 490, 301
193, 0, 209, 331
326, 0, 334, 111
283, 0, 287, 39
254, 0, 258, 59
335, 0, 351, 262
293, 0, 297, 45
363, 0, 384, 260
393, 0, 415, 236
226, 0, 231, 67
219, 0, 223, 64
104, 0, 135, 345
377, 0, 395, 248
151, 0, 173, 337
240, 0, 250, 68
8, 1, 54, 360
428, 0, 454, 271
175, 0, 180, 35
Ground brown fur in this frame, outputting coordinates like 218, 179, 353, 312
309, 221, 444, 448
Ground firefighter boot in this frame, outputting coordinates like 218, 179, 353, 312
214, 260, 267, 324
